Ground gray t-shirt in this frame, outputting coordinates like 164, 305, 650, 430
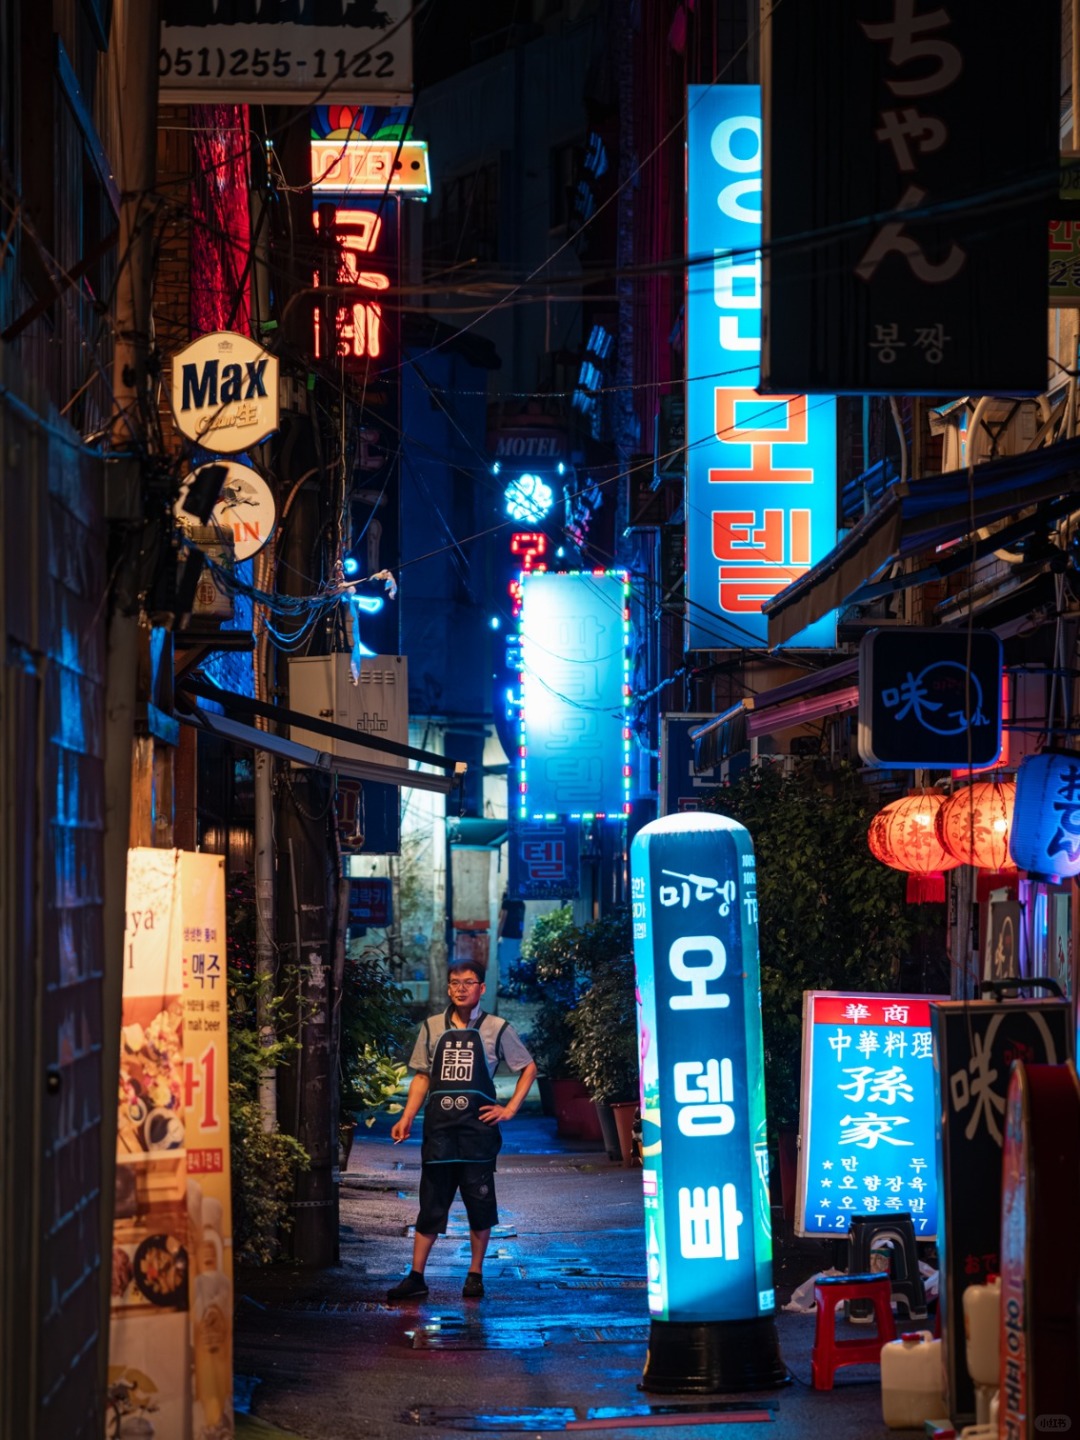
408, 1007, 533, 1078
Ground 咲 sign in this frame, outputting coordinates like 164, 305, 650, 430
762, 1, 1059, 393
631, 812, 783, 1390
858, 627, 1003, 768
797, 992, 943, 1239
518, 570, 631, 821
931, 998, 1073, 1422
685, 84, 837, 650
159, 0, 413, 105
171, 332, 279, 453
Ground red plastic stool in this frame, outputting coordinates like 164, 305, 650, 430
811, 1272, 897, 1390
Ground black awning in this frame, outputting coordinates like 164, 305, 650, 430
689, 701, 752, 771
179, 705, 461, 796
448, 818, 509, 848
765, 435, 1080, 648
178, 675, 463, 773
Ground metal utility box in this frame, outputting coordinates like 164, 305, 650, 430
286, 654, 408, 762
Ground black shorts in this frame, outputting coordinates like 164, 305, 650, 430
416, 1161, 498, 1234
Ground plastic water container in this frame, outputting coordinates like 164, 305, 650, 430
963, 1276, 1001, 1387
881, 1331, 944, 1429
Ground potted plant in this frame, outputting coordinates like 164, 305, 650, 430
338, 950, 414, 1166
503, 906, 588, 1126
564, 912, 638, 1161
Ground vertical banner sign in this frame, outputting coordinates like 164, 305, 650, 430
631, 814, 777, 1340
931, 1000, 1072, 1423
999, 1062, 1080, 1440
797, 992, 943, 1239
686, 84, 837, 650
762, 2, 1059, 395
108, 850, 233, 1440
518, 570, 631, 821
659, 714, 729, 816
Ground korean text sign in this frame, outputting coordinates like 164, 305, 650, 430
931, 999, 1072, 1422
518, 570, 630, 820
686, 84, 837, 650
798, 992, 942, 1239
762, 1, 1059, 394
631, 813, 774, 1324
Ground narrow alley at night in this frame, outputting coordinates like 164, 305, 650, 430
1, 2, 1078, 1439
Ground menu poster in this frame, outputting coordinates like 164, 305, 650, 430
107, 850, 233, 1440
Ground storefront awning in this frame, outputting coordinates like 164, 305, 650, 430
447, 818, 509, 848
689, 701, 752, 771
764, 436, 1080, 648
179, 704, 462, 795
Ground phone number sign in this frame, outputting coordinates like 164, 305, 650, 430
797, 992, 943, 1239
160, 1, 413, 104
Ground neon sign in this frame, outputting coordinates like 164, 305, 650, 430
313, 204, 393, 367
518, 570, 631, 821
686, 85, 837, 649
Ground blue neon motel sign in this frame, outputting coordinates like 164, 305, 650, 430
797, 991, 943, 1239
686, 84, 837, 650
518, 570, 631, 821
631, 812, 775, 1323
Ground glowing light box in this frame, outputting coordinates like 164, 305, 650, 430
686, 84, 837, 649
797, 991, 943, 1239
518, 570, 631, 821
631, 813, 775, 1327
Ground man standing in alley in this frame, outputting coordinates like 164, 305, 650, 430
387, 960, 536, 1301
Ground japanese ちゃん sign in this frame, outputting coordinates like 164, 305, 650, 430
797, 992, 944, 1239
685, 84, 837, 650
761, 1, 1059, 394
858, 627, 1003, 768
931, 999, 1073, 1422
631, 812, 775, 1323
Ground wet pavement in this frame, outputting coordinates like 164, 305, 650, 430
234, 1107, 922, 1439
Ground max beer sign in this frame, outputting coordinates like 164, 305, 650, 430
631, 812, 784, 1392
171, 331, 280, 453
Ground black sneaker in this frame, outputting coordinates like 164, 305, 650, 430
462, 1271, 485, 1299
386, 1270, 429, 1301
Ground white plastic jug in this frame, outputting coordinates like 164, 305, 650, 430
881, 1330, 944, 1429
963, 1275, 1001, 1424
963, 1276, 1001, 1385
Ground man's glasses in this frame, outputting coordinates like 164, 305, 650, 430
448, 979, 481, 991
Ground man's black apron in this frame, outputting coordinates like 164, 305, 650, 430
422, 1011, 507, 1166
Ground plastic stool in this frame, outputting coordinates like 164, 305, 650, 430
811, 1273, 897, 1390
847, 1213, 927, 1320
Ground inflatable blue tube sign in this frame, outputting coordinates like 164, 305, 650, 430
631, 812, 775, 1325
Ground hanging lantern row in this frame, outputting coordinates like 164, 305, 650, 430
868, 781, 1016, 874
868, 793, 960, 875
1009, 751, 1080, 880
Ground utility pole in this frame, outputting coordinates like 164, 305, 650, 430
101, 0, 161, 1406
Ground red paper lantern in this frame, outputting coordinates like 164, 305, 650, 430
868, 794, 961, 874
936, 780, 1016, 869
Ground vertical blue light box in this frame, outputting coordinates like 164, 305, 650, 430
518, 570, 631, 821
631, 811, 785, 1392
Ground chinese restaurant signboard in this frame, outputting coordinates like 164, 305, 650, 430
159, 0, 413, 104
797, 992, 942, 1240
931, 998, 1073, 1422
108, 849, 233, 1440
685, 84, 837, 650
762, 1, 1059, 394
858, 627, 1003, 768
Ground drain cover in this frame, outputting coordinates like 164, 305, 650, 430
565, 1324, 650, 1343
399, 1401, 776, 1431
